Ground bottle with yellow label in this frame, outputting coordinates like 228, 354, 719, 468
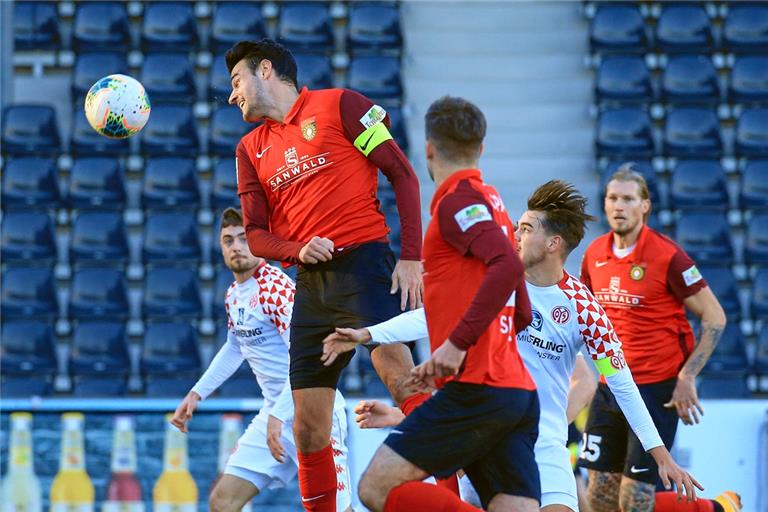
1, 412, 42, 512
153, 414, 198, 512
104, 415, 144, 512
50, 412, 95, 512
210, 414, 251, 512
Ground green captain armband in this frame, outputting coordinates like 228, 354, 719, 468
595, 352, 626, 378
353, 121, 393, 157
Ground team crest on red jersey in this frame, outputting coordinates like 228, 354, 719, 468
630, 265, 645, 281
301, 117, 317, 141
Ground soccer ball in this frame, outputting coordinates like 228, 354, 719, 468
84, 74, 151, 139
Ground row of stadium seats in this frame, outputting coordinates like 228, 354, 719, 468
15, 1, 401, 54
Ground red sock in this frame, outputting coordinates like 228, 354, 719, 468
297, 444, 336, 511
655, 492, 715, 512
436, 474, 460, 496
384, 481, 481, 512
400, 392, 431, 416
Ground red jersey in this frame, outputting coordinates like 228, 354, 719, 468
580, 226, 708, 384
236, 87, 422, 263
423, 169, 535, 390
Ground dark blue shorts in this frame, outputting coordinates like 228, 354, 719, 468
384, 381, 541, 508
289, 242, 405, 390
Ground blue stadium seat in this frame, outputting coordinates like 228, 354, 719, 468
753, 268, 768, 320
735, 108, 768, 157
1, 157, 60, 210
669, 160, 728, 210
211, 2, 266, 53
745, 213, 768, 266
71, 53, 129, 103
141, 2, 199, 52
72, 2, 130, 53
209, 53, 232, 102
698, 374, 751, 399
140, 53, 196, 103
210, 106, 258, 156
595, 108, 654, 158
699, 265, 741, 321
294, 53, 334, 90
142, 322, 201, 396
68, 157, 126, 210
212, 266, 233, 318
347, 3, 402, 53
140, 104, 199, 157
347, 55, 402, 101
70, 321, 129, 396
723, 3, 768, 54
143, 268, 202, 318
69, 211, 129, 266
386, 105, 408, 153
729, 56, 768, 105
142, 158, 200, 210
277, 2, 333, 54
1, 267, 58, 320
656, 5, 714, 53
589, 5, 647, 54
13, 1, 60, 50
740, 160, 768, 210
142, 212, 202, 265
599, 160, 661, 207
71, 108, 130, 156
595, 56, 653, 105
211, 159, 239, 210
663, 108, 722, 158
661, 55, 719, 105
213, 327, 263, 398
69, 268, 129, 320
674, 213, 733, 265
2, 105, 60, 157
1, 212, 56, 265
756, 325, 768, 375
0, 321, 56, 397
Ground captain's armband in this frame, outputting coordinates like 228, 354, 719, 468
595, 351, 627, 377
353, 121, 393, 157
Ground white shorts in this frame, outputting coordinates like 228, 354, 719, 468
224, 408, 352, 511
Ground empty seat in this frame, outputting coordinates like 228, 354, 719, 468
347, 3, 401, 53
2, 267, 58, 319
2, 157, 60, 210
69, 268, 129, 320
595, 108, 654, 158
663, 108, 722, 158
70, 321, 130, 396
674, 213, 733, 265
140, 53, 196, 103
211, 2, 266, 53
753, 268, 768, 320
140, 104, 199, 157
72, 2, 130, 53
210, 106, 258, 156
211, 159, 239, 210
698, 374, 751, 399
294, 53, 334, 90
212, 266, 234, 317
698, 265, 741, 320
599, 159, 662, 207
13, 1, 60, 50
723, 3, 768, 54
661, 55, 719, 105
0, 321, 56, 397
209, 53, 232, 102
142, 322, 201, 396
669, 160, 728, 210
72, 53, 129, 103
745, 213, 768, 266
595, 56, 653, 104
277, 2, 333, 53
142, 158, 200, 210
735, 108, 768, 158
142, 212, 202, 264
755, 325, 768, 374
347, 56, 402, 101
68, 157, 126, 210
1, 212, 57, 265
141, 2, 199, 52
656, 5, 714, 53
70, 211, 129, 266
71, 108, 130, 156
2, 105, 60, 157
589, 5, 647, 54
740, 159, 768, 210
729, 56, 768, 105
143, 268, 202, 318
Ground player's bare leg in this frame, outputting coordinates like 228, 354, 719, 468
209, 474, 258, 512
292, 387, 335, 452
542, 505, 576, 512
487, 494, 539, 512
587, 470, 621, 512
619, 477, 656, 512
370, 343, 418, 405
357, 444, 429, 512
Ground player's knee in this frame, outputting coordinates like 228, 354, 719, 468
358, 468, 385, 511
292, 421, 331, 452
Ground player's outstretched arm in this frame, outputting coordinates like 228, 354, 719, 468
354, 400, 405, 429
649, 446, 704, 502
170, 390, 201, 433
321, 327, 372, 366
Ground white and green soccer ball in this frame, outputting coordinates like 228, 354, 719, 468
84, 74, 151, 139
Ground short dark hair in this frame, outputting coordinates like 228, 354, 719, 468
220, 207, 243, 230
607, 162, 652, 221
425, 96, 486, 163
527, 180, 595, 255
225, 39, 298, 88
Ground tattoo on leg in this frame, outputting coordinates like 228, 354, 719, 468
619, 479, 656, 512
586, 470, 621, 512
